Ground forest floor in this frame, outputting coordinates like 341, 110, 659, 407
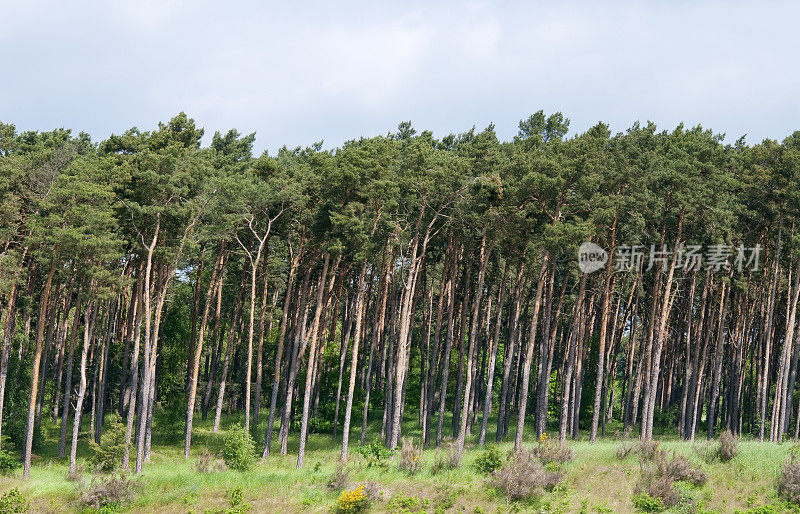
0, 413, 797, 513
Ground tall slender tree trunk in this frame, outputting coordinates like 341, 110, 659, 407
340, 261, 368, 461
23, 260, 57, 479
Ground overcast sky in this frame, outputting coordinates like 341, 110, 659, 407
1, 1, 798, 154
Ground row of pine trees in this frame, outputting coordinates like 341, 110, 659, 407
0, 112, 799, 478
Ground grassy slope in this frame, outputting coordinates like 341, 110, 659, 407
0, 413, 796, 513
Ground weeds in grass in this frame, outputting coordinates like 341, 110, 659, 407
631, 492, 665, 512
0, 487, 29, 513
387, 491, 431, 512
656, 452, 707, 486
399, 437, 423, 475
695, 430, 739, 464
224, 486, 253, 513
355, 440, 394, 467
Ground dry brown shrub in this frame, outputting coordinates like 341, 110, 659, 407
195, 447, 227, 474
490, 447, 561, 500
780, 457, 800, 505
327, 462, 351, 491
655, 451, 707, 486
399, 437, 423, 475
431, 438, 460, 474
718, 430, 738, 462
79, 473, 141, 509
616, 441, 636, 460
638, 439, 663, 462
531, 440, 574, 464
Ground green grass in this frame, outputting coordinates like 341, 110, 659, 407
0, 413, 797, 512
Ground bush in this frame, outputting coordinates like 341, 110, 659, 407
195, 447, 227, 474
355, 441, 394, 467
3, 414, 43, 455
0, 439, 20, 475
0, 488, 29, 513
88, 414, 127, 473
531, 437, 575, 465
225, 486, 253, 513
332, 484, 370, 513
388, 492, 431, 512
616, 441, 636, 460
490, 447, 562, 500
328, 462, 350, 491
474, 445, 504, 474
656, 452, 706, 487
222, 424, 255, 471
638, 440, 663, 462
779, 457, 800, 505
398, 437, 422, 475
635, 451, 706, 509
431, 439, 461, 474
80, 472, 141, 509
718, 429, 738, 462
631, 492, 665, 512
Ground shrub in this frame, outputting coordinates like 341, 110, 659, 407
779, 457, 800, 505
431, 439, 460, 474
635, 451, 706, 509
490, 447, 561, 500
693, 441, 718, 464
616, 441, 636, 460
398, 437, 423, 475
388, 492, 431, 512
225, 486, 253, 513
328, 462, 350, 491
531, 438, 575, 464
355, 441, 394, 467
80, 472, 141, 509
0, 488, 29, 513
3, 413, 43, 455
362, 481, 381, 502
222, 424, 255, 471
656, 452, 706, 487
631, 492, 665, 512
88, 414, 127, 473
332, 484, 370, 513
718, 429, 738, 462
638, 440, 663, 462
474, 445, 504, 474
195, 447, 227, 474
0, 440, 20, 475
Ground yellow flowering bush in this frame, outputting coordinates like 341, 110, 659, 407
332, 485, 369, 513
